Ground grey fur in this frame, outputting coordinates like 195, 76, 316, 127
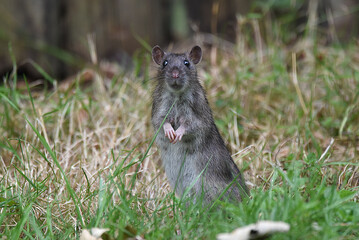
151, 45, 248, 204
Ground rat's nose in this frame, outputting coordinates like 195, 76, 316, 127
172, 69, 179, 78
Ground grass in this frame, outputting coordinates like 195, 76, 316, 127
1, 24, 359, 239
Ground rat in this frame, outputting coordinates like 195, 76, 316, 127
151, 45, 249, 204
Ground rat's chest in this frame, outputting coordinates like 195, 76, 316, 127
158, 142, 200, 191
158, 97, 193, 126
171, 104, 189, 125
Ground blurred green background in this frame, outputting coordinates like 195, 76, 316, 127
0, 0, 358, 80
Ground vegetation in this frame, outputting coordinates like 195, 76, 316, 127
1, 16, 359, 240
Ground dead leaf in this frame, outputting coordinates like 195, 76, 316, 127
217, 220, 290, 240
79, 228, 110, 240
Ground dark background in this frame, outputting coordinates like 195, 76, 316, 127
0, 0, 358, 80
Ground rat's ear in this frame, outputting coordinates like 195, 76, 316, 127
189, 46, 202, 64
152, 45, 165, 65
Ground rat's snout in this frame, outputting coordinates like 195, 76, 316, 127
166, 67, 185, 91
171, 69, 180, 79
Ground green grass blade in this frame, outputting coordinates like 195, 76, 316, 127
11, 203, 33, 240
29, 213, 45, 239
0, 92, 20, 112
27, 59, 55, 84
13, 164, 36, 189
46, 204, 54, 239
24, 76, 38, 116
25, 117, 84, 226
94, 178, 107, 227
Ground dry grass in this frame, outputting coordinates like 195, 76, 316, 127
1, 34, 359, 238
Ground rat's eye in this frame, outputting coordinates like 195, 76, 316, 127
163, 60, 168, 67
184, 60, 190, 67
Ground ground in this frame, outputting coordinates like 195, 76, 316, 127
0, 35, 358, 239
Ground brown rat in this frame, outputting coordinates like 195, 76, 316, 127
151, 45, 248, 204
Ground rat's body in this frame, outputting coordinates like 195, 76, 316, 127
151, 45, 248, 203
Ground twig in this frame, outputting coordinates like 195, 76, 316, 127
251, 19, 263, 64
291, 53, 308, 115
232, 145, 255, 157
317, 138, 335, 163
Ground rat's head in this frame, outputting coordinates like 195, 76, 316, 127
152, 45, 202, 93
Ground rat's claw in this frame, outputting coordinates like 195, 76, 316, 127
165, 129, 175, 141
172, 126, 185, 144
169, 130, 176, 141
172, 134, 182, 144
177, 134, 183, 141
164, 122, 176, 142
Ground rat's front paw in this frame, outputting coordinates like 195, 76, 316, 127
163, 122, 176, 142
173, 126, 185, 144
